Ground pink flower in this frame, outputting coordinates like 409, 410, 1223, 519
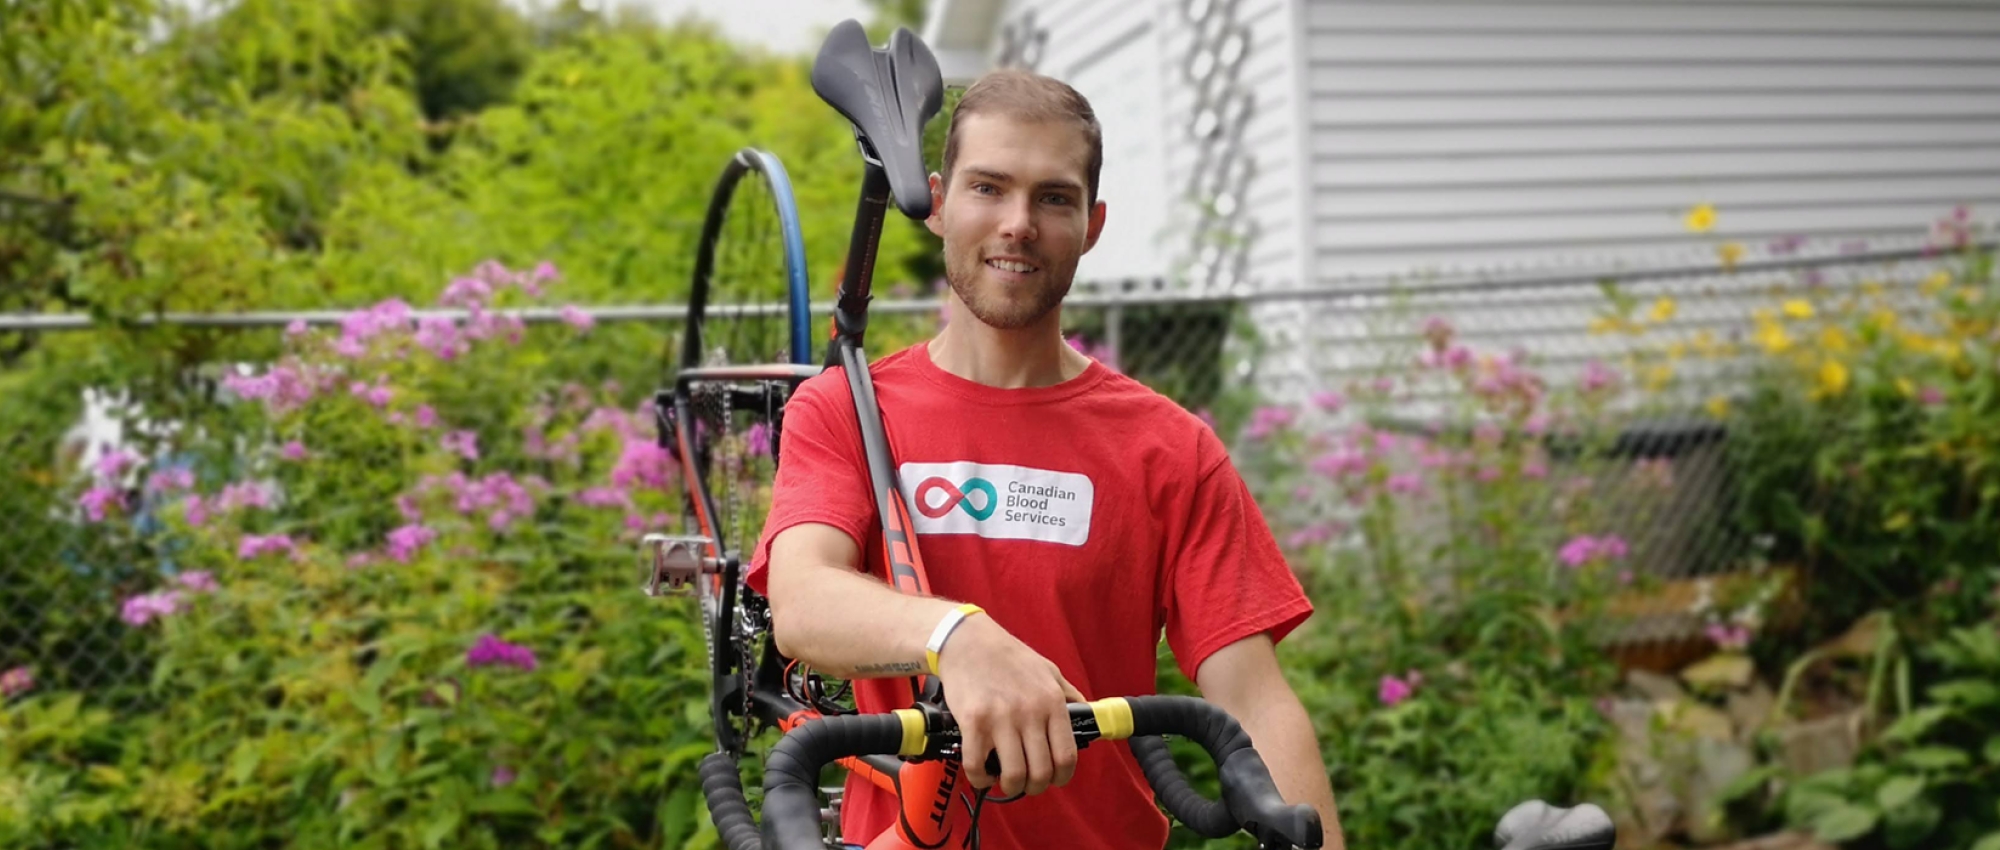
1558, 534, 1630, 567
1387, 473, 1424, 496
1310, 447, 1370, 479
386, 524, 437, 563
147, 467, 195, 492
1523, 413, 1550, 436
238, 534, 296, 559
1285, 522, 1339, 550
95, 449, 139, 480
0, 666, 32, 698
1243, 406, 1296, 441
120, 590, 184, 626
745, 422, 773, 457
281, 441, 308, 461
413, 405, 439, 430
1310, 390, 1346, 413
441, 430, 480, 461
1421, 316, 1455, 349
174, 571, 218, 593
183, 494, 210, 527
1194, 408, 1219, 432
467, 633, 537, 672
1705, 623, 1752, 651
1918, 386, 1946, 406
218, 482, 272, 512
559, 305, 595, 332
491, 765, 518, 787
576, 487, 629, 509
414, 316, 468, 361
611, 439, 675, 490
1378, 675, 1415, 707
1579, 360, 1619, 393
286, 319, 309, 337
78, 486, 124, 522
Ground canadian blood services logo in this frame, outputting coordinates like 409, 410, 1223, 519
913, 477, 998, 521
899, 462, 1093, 547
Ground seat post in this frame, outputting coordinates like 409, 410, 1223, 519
826, 155, 893, 367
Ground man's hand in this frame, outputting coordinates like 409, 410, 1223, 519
935, 615, 1087, 798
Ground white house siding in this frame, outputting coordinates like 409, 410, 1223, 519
1292, 0, 2000, 407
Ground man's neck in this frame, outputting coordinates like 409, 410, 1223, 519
926, 297, 1091, 390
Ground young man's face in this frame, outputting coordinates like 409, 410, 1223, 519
926, 113, 1107, 331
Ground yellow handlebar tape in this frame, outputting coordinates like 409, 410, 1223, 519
894, 708, 927, 757
1089, 697, 1135, 741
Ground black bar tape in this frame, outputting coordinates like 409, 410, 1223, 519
761, 714, 908, 850
1124, 696, 1323, 849
699, 752, 764, 850
1129, 735, 1236, 838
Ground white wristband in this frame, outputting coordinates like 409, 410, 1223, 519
924, 603, 985, 676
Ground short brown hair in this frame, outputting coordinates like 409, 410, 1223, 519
941, 69, 1104, 206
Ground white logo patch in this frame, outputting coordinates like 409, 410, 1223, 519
898, 461, 1094, 547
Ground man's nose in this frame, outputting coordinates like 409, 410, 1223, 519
997, 197, 1037, 242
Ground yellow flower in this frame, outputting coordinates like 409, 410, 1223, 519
1818, 325, 1851, 355
1647, 297, 1678, 323
1754, 320, 1794, 354
1782, 299, 1814, 320
1884, 512, 1911, 532
1818, 359, 1850, 396
1667, 341, 1689, 361
1684, 203, 1717, 233
1923, 270, 1952, 294
1643, 362, 1675, 392
1588, 316, 1626, 336
1896, 377, 1916, 397
1717, 242, 1745, 271
1705, 395, 1730, 419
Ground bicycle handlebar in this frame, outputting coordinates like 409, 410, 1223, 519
750, 694, 1320, 850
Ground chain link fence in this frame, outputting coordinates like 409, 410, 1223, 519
1, 242, 1980, 701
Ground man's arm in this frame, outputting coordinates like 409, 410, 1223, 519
1196, 634, 1346, 850
763, 522, 1087, 797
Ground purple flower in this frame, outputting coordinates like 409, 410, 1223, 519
414, 405, 439, 430
1919, 386, 1946, 406
414, 316, 468, 361
286, 318, 309, 336
467, 633, 537, 672
1, 666, 33, 698
1310, 447, 1370, 479
386, 523, 436, 563
95, 449, 139, 480
174, 571, 218, 593
745, 422, 773, 457
441, 276, 493, 309
1286, 522, 1339, 550
491, 765, 518, 787
1378, 675, 1415, 707
281, 441, 308, 461
147, 467, 195, 493
441, 430, 480, 461
576, 487, 629, 509
238, 534, 296, 560
121, 590, 185, 626
611, 439, 675, 490
1558, 534, 1630, 567
1386, 473, 1425, 497
559, 305, 595, 332
218, 482, 272, 512
78, 485, 124, 522
1705, 623, 1752, 651
1193, 408, 1219, 432
1243, 406, 1296, 441
183, 494, 210, 527
1310, 390, 1346, 413
1579, 360, 1619, 393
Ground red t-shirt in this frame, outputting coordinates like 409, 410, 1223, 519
746, 342, 1312, 850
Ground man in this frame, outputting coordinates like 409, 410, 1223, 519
745, 68, 1345, 849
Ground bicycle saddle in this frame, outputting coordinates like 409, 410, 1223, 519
811, 19, 945, 220
1494, 800, 1617, 850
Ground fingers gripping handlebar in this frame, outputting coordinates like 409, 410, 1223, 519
743, 695, 1321, 850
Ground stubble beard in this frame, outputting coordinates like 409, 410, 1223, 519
944, 245, 1074, 331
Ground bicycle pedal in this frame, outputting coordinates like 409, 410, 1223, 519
637, 534, 724, 597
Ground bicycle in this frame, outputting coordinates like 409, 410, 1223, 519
638, 18, 1620, 850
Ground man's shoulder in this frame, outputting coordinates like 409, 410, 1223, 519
1084, 368, 1232, 470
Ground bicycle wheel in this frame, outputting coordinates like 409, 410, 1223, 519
675, 147, 812, 755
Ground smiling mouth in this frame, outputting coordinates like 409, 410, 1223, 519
985, 258, 1039, 275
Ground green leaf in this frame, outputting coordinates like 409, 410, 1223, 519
419, 801, 461, 849
1718, 764, 1780, 804
1985, 734, 2000, 765
1883, 706, 1953, 742
1928, 679, 2000, 707
1875, 775, 1925, 810
1882, 799, 1941, 850
1898, 746, 1970, 771
1813, 803, 1881, 843
469, 791, 540, 817
229, 740, 263, 785
1971, 832, 2000, 850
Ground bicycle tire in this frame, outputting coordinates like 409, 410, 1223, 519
676, 147, 813, 756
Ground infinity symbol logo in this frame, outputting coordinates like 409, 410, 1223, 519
914, 476, 998, 520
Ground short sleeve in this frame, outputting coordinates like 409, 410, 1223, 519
744, 375, 877, 596
1161, 454, 1315, 684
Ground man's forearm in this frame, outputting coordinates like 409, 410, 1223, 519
1236, 693, 1347, 850
766, 560, 960, 679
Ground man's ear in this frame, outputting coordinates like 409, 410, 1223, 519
1082, 199, 1108, 254
924, 173, 946, 237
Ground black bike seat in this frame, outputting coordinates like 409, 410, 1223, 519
811, 19, 945, 220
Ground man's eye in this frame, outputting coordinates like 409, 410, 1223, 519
1042, 194, 1071, 205
971, 183, 997, 195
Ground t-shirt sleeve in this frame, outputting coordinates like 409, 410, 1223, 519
1160, 448, 1315, 685
744, 375, 877, 596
